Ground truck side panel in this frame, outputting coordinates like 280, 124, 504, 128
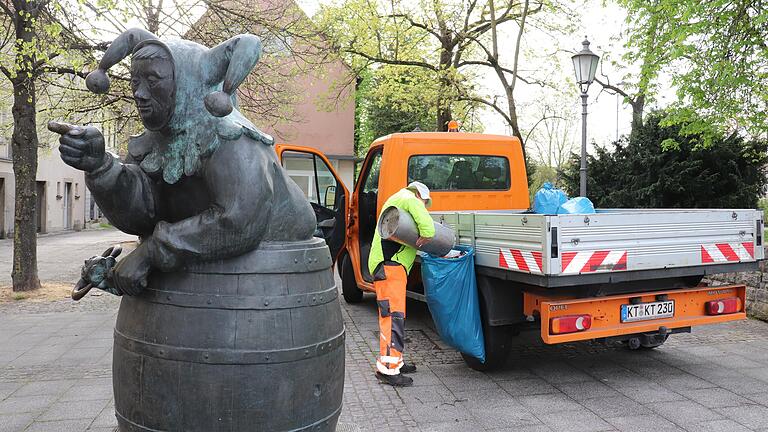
432, 209, 763, 283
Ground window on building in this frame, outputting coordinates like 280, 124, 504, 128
0, 107, 9, 159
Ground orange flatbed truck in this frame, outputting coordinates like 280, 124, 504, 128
276, 131, 763, 371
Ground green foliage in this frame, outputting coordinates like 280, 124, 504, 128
758, 198, 768, 221
367, 67, 437, 137
619, 0, 768, 142
527, 163, 558, 203
561, 112, 768, 209
316, 0, 496, 134
353, 64, 480, 156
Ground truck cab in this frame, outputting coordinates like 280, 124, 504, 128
277, 132, 527, 299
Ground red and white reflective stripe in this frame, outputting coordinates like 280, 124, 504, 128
701, 242, 754, 263
376, 357, 403, 375
561, 250, 627, 274
498, 249, 543, 273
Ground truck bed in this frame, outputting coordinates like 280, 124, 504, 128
431, 209, 764, 288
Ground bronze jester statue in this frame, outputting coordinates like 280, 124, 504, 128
49, 29, 344, 432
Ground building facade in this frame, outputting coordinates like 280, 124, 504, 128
193, 0, 357, 194
257, 58, 357, 193
0, 135, 87, 239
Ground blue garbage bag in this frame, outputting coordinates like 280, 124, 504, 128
558, 196, 596, 214
533, 182, 568, 214
420, 245, 485, 363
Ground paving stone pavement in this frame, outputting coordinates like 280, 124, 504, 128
1, 231, 768, 431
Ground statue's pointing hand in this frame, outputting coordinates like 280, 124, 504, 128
48, 121, 108, 173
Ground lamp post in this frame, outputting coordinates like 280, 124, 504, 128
571, 37, 600, 197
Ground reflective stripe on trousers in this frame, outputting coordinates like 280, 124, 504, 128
375, 264, 407, 376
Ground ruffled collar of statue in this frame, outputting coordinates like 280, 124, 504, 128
128, 109, 274, 184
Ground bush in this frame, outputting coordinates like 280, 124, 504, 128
561, 112, 767, 209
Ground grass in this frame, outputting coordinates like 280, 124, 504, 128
0, 283, 73, 303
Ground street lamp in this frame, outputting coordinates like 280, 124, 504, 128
571, 37, 600, 197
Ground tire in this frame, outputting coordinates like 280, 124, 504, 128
461, 287, 515, 371
340, 253, 363, 303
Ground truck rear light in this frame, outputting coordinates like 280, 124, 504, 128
550, 314, 592, 334
706, 297, 742, 315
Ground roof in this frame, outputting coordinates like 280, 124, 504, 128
372, 132, 521, 146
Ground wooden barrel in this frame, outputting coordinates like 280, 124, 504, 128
112, 237, 345, 431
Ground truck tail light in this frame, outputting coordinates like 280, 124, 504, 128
550, 314, 592, 334
706, 297, 742, 315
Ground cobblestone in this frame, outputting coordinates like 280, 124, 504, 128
1, 231, 768, 431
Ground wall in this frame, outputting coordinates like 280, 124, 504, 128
0, 158, 13, 238
707, 254, 768, 321
37, 151, 86, 232
337, 159, 355, 192
0, 149, 86, 237
259, 59, 355, 158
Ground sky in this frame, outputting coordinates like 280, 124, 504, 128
73, 0, 668, 164
296, 0, 654, 163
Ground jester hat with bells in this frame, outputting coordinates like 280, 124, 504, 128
86, 28, 274, 185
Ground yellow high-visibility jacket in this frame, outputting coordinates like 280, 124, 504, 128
368, 188, 436, 275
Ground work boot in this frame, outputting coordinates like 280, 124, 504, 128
375, 372, 413, 387
400, 363, 417, 374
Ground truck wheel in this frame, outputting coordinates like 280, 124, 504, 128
461, 324, 514, 371
461, 290, 514, 371
340, 254, 363, 303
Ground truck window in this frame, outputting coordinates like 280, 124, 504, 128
362, 152, 382, 194
407, 155, 510, 191
281, 150, 338, 209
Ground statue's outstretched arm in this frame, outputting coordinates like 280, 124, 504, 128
86, 154, 158, 236
143, 138, 273, 271
47, 121, 157, 236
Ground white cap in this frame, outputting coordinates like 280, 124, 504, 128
407, 181, 432, 207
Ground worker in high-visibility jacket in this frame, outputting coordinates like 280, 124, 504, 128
369, 181, 435, 387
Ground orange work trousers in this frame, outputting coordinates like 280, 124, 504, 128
374, 263, 407, 375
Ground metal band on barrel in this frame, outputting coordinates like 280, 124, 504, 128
116, 404, 343, 432
183, 239, 333, 274
140, 285, 338, 309
113, 328, 345, 365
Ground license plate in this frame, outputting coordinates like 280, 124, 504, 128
621, 300, 675, 323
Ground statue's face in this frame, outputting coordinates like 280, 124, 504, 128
131, 57, 175, 130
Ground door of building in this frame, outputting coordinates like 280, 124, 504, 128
63, 182, 73, 230
35, 181, 46, 233
0, 178, 4, 239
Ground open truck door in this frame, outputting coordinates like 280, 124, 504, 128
275, 145, 349, 263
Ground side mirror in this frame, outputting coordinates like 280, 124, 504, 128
324, 185, 336, 207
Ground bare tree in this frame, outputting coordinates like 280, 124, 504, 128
526, 104, 575, 171
318, 0, 546, 134
0, 0, 113, 291
0, 0, 338, 291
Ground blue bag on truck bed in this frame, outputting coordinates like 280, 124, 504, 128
557, 196, 596, 214
532, 182, 568, 214
420, 245, 485, 363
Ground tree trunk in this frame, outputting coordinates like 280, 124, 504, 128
436, 104, 452, 132
436, 44, 453, 132
630, 94, 645, 134
10, 0, 41, 292
505, 89, 525, 159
